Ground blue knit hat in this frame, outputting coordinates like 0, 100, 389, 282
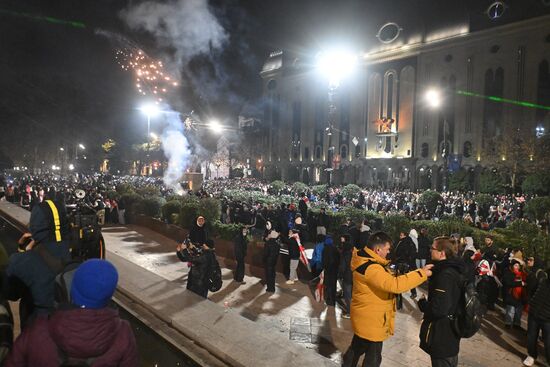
325, 236, 334, 246
71, 259, 118, 309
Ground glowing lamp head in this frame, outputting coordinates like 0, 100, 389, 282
69, 164, 75, 171
425, 89, 442, 109
209, 120, 223, 133
317, 50, 358, 87
140, 104, 159, 117
150, 132, 158, 140
78, 144, 85, 150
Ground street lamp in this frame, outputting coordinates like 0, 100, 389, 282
150, 132, 159, 140
208, 120, 223, 133
140, 104, 160, 176
425, 88, 449, 192
317, 49, 358, 185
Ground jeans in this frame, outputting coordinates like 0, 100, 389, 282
416, 259, 427, 269
341, 282, 352, 314
431, 355, 458, 367
505, 304, 523, 326
527, 313, 550, 363
342, 334, 383, 367
289, 259, 299, 281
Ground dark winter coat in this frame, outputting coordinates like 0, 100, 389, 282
233, 233, 248, 260
529, 275, 550, 321
393, 236, 417, 270
322, 244, 340, 277
418, 258, 464, 359
263, 238, 280, 267
417, 234, 431, 260
177, 248, 215, 297
358, 230, 370, 250
482, 246, 497, 265
316, 213, 330, 228
288, 237, 300, 260
338, 241, 353, 285
502, 268, 524, 307
4, 307, 138, 367
526, 261, 546, 300
188, 223, 208, 245
298, 199, 308, 218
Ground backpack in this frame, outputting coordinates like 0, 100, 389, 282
451, 275, 483, 338
208, 254, 223, 292
54, 262, 82, 306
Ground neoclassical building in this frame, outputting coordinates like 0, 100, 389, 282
259, 4, 550, 190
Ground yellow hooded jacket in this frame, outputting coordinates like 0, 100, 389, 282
350, 247, 428, 342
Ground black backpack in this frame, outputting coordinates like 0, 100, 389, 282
208, 254, 223, 292
452, 276, 483, 338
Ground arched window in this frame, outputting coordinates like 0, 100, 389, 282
315, 146, 322, 159
340, 145, 348, 160
355, 144, 361, 158
421, 143, 429, 158
463, 141, 472, 158
304, 147, 310, 160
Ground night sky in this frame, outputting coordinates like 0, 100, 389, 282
0, 0, 547, 166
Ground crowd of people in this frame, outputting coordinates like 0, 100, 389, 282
1, 172, 549, 366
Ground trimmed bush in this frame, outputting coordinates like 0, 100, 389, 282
291, 182, 309, 195
119, 193, 143, 215
270, 180, 285, 193
106, 190, 120, 201
162, 200, 183, 223
212, 220, 243, 241
179, 201, 199, 229
198, 197, 222, 224
448, 170, 471, 192
135, 185, 161, 198
418, 190, 443, 215
116, 183, 134, 195
341, 184, 362, 201
311, 184, 328, 198
382, 214, 412, 243
135, 196, 166, 218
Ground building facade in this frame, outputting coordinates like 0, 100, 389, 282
260, 9, 550, 190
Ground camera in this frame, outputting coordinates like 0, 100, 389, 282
390, 262, 410, 310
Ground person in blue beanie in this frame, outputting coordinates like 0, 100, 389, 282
5, 259, 138, 367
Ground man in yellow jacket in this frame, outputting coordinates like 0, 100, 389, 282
342, 231, 433, 367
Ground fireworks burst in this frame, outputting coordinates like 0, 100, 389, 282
115, 48, 179, 104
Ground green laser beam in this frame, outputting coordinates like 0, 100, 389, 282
0, 9, 86, 28
457, 90, 550, 110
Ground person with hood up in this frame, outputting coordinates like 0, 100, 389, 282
5, 198, 72, 326
233, 227, 248, 284
417, 236, 465, 367
322, 236, 340, 306
461, 237, 477, 282
263, 223, 280, 293
188, 216, 208, 245
342, 232, 433, 367
4, 259, 138, 367
177, 238, 217, 298
476, 259, 499, 311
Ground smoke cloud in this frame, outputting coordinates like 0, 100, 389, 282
160, 110, 191, 194
120, 0, 228, 67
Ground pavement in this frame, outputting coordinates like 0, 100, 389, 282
102, 224, 543, 367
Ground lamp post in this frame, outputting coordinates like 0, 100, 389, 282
425, 89, 448, 192
140, 104, 160, 176
317, 49, 358, 185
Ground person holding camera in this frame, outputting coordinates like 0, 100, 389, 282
417, 236, 464, 367
393, 230, 419, 299
176, 239, 216, 298
342, 232, 433, 367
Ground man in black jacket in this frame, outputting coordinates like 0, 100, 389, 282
263, 227, 280, 293
418, 236, 464, 367
416, 228, 431, 269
